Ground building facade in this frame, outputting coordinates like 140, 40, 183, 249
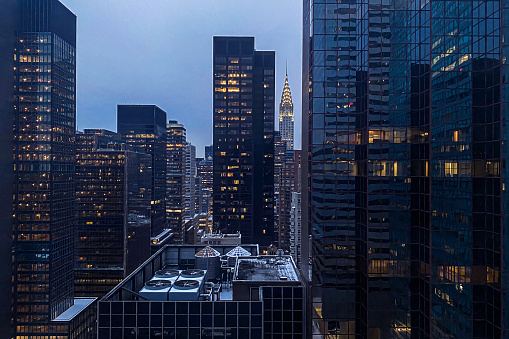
117, 104, 167, 237
12, 1, 95, 337
185, 142, 197, 221
166, 120, 186, 243
212, 36, 275, 246
290, 192, 302, 268
277, 150, 301, 252
197, 155, 213, 214
303, 0, 509, 337
75, 131, 152, 297
279, 69, 294, 152
0, 0, 17, 335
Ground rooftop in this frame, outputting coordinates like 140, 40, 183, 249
52, 298, 96, 322
235, 256, 299, 282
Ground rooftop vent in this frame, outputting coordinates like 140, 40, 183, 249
155, 269, 179, 278
144, 280, 172, 290
173, 280, 200, 290
181, 269, 205, 278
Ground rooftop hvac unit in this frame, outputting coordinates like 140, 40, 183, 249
168, 279, 202, 301
152, 268, 180, 284
139, 280, 172, 301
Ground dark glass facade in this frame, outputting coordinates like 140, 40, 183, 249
75, 130, 152, 298
166, 120, 186, 243
118, 104, 167, 237
213, 37, 275, 246
13, 0, 77, 336
304, 0, 509, 337
0, 0, 17, 335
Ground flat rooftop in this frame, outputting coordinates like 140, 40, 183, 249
52, 298, 96, 322
235, 256, 299, 282
202, 232, 241, 239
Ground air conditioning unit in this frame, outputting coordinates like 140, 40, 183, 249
139, 280, 172, 301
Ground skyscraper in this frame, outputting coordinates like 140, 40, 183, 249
117, 104, 167, 237
166, 120, 186, 243
303, 0, 509, 337
213, 37, 275, 246
13, 1, 95, 338
279, 67, 294, 152
197, 153, 213, 214
185, 142, 197, 221
205, 144, 213, 159
277, 150, 301, 252
75, 130, 151, 298
0, 0, 17, 334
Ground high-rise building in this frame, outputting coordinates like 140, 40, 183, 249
278, 68, 294, 151
185, 142, 197, 222
304, 0, 509, 337
166, 120, 186, 243
12, 1, 96, 338
213, 36, 275, 246
117, 104, 167, 237
290, 191, 302, 267
273, 131, 286, 245
75, 130, 152, 298
197, 154, 213, 214
277, 150, 301, 252
205, 144, 213, 159
0, 0, 17, 335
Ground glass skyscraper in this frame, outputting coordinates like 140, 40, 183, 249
117, 104, 167, 238
303, 0, 509, 337
212, 37, 275, 247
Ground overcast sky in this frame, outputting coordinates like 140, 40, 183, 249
60, 0, 302, 157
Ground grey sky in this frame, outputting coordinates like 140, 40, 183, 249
61, 0, 302, 157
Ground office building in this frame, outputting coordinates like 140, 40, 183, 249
0, 0, 17, 335
279, 68, 294, 151
303, 0, 509, 337
277, 150, 301, 252
97, 244, 305, 338
205, 145, 213, 159
117, 104, 167, 237
185, 142, 197, 221
213, 37, 275, 246
75, 131, 152, 297
197, 154, 213, 214
273, 131, 286, 245
12, 1, 95, 337
289, 192, 302, 268
166, 120, 186, 243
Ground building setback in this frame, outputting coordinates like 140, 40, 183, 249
213, 36, 275, 246
117, 104, 167, 237
303, 0, 509, 337
166, 120, 186, 243
12, 1, 95, 338
75, 130, 152, 298
278, 69, 294, 152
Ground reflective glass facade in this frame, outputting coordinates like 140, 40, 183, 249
213, 37, 275, 246
117, 105, 167, 237
13, 0, 77, 336
304, 0, 509, 337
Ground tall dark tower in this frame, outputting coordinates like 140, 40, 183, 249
11, 1, 95, 337
117, 105, 167, 237
0, 0, 18, 336
304, 0, 509, 337
212, 37, 275, 246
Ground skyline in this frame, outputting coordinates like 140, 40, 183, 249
61, 0, 302, 157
